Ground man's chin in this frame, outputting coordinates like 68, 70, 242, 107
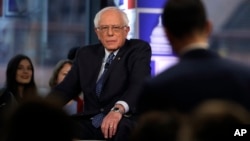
105, 46, 120, 51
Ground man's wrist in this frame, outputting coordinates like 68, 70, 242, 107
111, 106, 124, 115
116, 101, 129, 113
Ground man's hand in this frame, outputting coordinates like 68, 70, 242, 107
101, 110, 123, 139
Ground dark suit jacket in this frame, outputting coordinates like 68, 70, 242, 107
138, 49, 250, 114
50, 39, 152, 117
0, 88, 18, 129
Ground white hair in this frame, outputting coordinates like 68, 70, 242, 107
93, 6, 129, 28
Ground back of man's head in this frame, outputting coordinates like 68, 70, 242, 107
162, 0, 207, 38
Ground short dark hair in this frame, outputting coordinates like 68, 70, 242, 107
162, 0, 207, 38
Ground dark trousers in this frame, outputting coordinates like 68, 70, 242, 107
71, 115, 136, 141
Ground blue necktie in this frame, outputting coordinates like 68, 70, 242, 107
92, 113, 104, 128
92, 52, 115, 128
95, 52, 115, 97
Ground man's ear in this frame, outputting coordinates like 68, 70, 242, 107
164, 28, 173, 43
125, 26, 130, 37
126, 26, 130, 32
94, 28, 101, 40
205, 20, 213, 36
94, 28, 98, 35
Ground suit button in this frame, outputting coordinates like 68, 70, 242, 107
100, 108, 104, 112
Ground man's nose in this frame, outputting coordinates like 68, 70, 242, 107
107, 27, 114, 36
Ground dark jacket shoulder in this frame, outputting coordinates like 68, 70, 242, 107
127, 38, 150, 46
0, 88, 18, 113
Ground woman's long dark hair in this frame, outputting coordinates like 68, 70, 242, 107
5, 54, 38, 101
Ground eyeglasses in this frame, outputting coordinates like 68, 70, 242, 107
96, 25, 127, 33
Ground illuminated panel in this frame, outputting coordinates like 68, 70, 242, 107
115, 0, 178, 76
137, 0, 178, 76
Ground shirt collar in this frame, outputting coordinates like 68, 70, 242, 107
104, 49, 119, 61
180, 42, 209, 55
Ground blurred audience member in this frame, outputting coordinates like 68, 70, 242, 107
188, 99, 250, 141
137, 0, 250, 115
1, 96, 77, 141
129, 111, 184, 141
1, 54, 38, 101
49, 59, 73, 88
0, 54, 38, 130
49, 59, 83, 115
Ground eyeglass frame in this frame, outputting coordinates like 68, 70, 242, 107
95, 25, 128, 33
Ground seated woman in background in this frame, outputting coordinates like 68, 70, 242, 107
49, 59, 83, 115
0, 54, 38, 130
1, 54, 38, 101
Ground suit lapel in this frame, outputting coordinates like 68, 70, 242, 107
93, 45, 105, 83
